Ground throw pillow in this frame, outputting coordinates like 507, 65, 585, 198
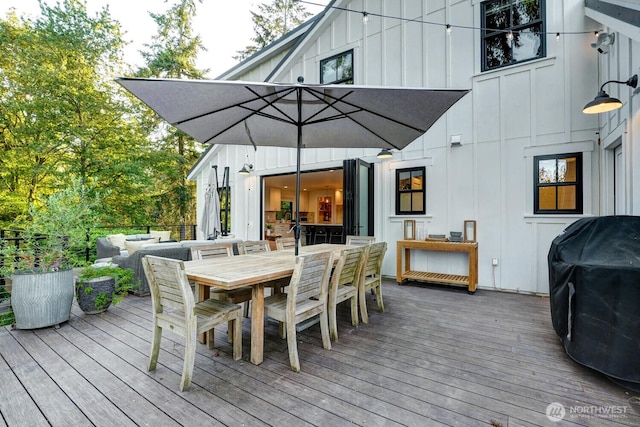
125, 237, 160, 255
106, 233, 127, 250
150, 230, 172, 242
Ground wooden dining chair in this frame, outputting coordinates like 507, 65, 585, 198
237, 240, 271, 254
358, 242, 387, 324
189, 243, 233, 259
328, 245, 369, 341
345, 235, 376, 246
141, 255, 242, 392
263, 251, 334, 372
191, 243, 252, 339
238, 240, 287, 293
275, 237, 296, 250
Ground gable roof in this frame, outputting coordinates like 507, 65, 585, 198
216, 1, 339, 82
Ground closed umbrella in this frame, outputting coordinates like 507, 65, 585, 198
117, 77, 469, 254
200, 165, 221, 240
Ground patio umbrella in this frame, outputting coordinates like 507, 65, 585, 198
200, 165, 221, 240
117, 77, 470, 254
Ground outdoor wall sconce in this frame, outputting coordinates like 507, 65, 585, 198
377, 148, 393, 159
582, 74, 638, 114
238, 163, 253, 175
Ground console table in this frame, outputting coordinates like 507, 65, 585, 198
396, 240, 478, 293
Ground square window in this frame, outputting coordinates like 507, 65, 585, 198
396, 167, 425, 215
534, 153, 582, 214
320, 50, 354, 85
481, 0, 546, 71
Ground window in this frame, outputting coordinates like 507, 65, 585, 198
320, 50, 353, 84
481, 0, 545, 71
396, 167, 425, 215
534, 153, 582, 214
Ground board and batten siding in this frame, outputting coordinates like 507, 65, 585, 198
192, 0, 610, 294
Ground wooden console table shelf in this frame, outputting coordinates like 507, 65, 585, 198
396, 240, 478, 293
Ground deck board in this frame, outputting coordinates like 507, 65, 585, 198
0, 280, 638, 427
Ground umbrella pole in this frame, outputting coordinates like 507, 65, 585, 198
294, 89, 302, 256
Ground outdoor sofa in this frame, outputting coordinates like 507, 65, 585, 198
96, 233, 241, 296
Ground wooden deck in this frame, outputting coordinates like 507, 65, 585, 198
1, 280, 638, 426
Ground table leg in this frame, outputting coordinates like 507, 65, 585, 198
197, 284, 211, 343
468, 246, 478, 293
396, 244, 402, 283
250, 284, 265, 365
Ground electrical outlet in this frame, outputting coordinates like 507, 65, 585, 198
492, 257, 499, 266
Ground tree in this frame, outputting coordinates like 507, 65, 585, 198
0, 0, 155, 225
235, 0, 311, 60
135, 0, 207, 230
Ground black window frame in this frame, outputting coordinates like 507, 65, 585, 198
395, 167, 426, 215
320, 49, 354, 85
481, 0, 546, 72
534, 152, 583, 214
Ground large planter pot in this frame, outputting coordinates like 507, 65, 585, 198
10, 269, 74, 329
75, 276, 116, 314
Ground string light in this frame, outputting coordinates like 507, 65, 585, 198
299, 1, 603, 40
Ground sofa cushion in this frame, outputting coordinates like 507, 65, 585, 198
145, 242, 182, 251
125, 237, 160, 255
179, 240, 219, 248
106, 233, 127, 250
150, 230, 172, 242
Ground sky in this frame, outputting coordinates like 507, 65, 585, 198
0, 0, 330, 78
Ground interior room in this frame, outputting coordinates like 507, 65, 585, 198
263, 168, 344, 245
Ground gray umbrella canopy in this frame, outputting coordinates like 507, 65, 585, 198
117, 77, 469, 253
200, 166, 221, 240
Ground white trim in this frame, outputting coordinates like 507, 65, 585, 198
386, 158, 434, 170
585, 8, 640, 42
523, 140, 595, 157
602, 120, 627, 149
474, 57, 558, 82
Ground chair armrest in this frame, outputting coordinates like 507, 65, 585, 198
97, 237, 121, 259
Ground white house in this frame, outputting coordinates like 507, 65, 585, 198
187, 0, 640, 295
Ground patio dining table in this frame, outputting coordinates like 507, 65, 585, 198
183, 243, 350, 365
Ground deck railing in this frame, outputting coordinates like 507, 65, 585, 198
1, 224, 198, 269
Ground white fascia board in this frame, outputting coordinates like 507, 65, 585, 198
585, 5, 640, 42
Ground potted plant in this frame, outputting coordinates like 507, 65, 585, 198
0, 180, 103, 329
75, 265, 135, 314
265, 223, 274, 236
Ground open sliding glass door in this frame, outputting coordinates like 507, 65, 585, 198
343, 159, 374, 237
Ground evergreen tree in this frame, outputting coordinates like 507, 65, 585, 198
235, 0, 311, 60
136, 0, 207, 230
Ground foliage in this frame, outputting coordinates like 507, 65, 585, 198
235, 0, 311, 60
0, 0, 172, 227
135, 0, 207, 228
0, 286, 13, 326
76, 265, 136, 310
0, 180, 103, 276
